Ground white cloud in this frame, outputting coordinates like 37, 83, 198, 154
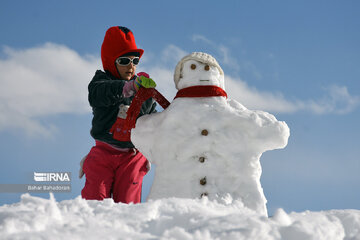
308, 85, 360, 114
192, 34, 240, 72
225, 76, 359, 114
225, 75, 299, 113
192, 34, 214, 46
0, 43, 358, 138
0, 43, 99, 137
160, 44, 188, 66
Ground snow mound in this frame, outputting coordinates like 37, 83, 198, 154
0, 194, 359, 239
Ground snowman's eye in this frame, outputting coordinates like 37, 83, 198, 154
190, 64, 196, 70
204, 65, 210, 71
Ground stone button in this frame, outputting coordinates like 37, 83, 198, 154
200, 192, 208, 198
199, 157, 206, 163
201, 129, 208, 136
200, 177, 207, 185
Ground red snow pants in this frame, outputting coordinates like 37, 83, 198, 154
81, 141, 148, 203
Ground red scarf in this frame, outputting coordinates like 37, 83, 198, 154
122, 88, 170, 131
111, 86, 228, 141
174, 85, 227, 99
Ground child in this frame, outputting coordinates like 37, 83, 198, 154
80, 26, 157, 204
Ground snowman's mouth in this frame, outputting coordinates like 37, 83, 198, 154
200, 80, 210, 82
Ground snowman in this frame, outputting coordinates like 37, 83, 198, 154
131, 52, 290, 216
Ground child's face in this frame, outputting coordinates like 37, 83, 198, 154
115, 56, 137, 80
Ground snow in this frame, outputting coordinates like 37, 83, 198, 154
131, 52, 289, 216
0, 193, 359, 239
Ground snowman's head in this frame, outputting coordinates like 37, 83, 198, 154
174, 52, 225, 90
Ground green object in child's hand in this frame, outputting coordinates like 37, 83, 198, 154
135, 75, 157, 89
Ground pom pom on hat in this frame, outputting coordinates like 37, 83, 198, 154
174, 52, 224, 90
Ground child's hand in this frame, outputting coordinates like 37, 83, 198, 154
134, 72, 156, 89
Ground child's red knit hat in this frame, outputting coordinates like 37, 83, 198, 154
101, 26, 144, 79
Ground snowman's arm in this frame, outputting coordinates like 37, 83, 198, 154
252, 110, 290, 151
228, 99, 289, 151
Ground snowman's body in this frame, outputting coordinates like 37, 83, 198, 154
131, 53, 289, 216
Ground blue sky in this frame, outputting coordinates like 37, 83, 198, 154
0, 0, 359, 215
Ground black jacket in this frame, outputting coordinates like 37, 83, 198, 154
88, 70, 156, 148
